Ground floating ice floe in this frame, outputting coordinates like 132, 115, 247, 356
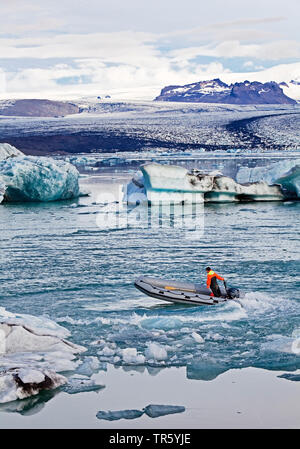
0, 143, 84, 204
124, 162, 290, 205
0, 307, 86, 404
96, 404, 185, 421
76, 356, 100, 377
96, 409, 144, 421
63, 375, 105, 394
278, 373, 300, 382
143, 404, 185, 418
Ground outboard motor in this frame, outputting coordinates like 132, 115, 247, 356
227, 287, 240, 299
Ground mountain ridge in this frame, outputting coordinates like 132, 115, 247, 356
154, 79, 297, 105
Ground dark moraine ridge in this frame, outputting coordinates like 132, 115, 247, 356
0, 132, 223, 155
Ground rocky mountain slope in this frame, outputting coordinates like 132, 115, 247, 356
154, 79, 297, 105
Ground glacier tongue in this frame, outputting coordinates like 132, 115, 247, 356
0, 155, 81, 203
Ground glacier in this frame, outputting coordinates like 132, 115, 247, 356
124, 162, 292, 205
0, 143, 82, 204
0, 307, 86, 404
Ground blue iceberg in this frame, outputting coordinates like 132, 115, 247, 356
0, 145, 82, 204
125, 163, 288, 205
236, 159, 300, 199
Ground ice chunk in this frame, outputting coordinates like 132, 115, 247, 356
123, 170, 146, 205
143, 404, 185, 418
0, 155, 81, 203
76, 356, 100, 376
96, 409, 144, 421
64, 375, 105, 394
0, 307, 86, 403
121, 348, 145, 365
98, 346, 116, 357
0, 369, 66, 404
278, 373, 300, 382
0, 306, 70, 338
191, 332, 205, 343
145, 342, 168, 361
0, 143, 23, 161
1, 321, 84, 355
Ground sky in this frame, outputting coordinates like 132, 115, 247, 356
0, 0, 299, 99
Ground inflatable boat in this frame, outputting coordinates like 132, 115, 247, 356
134, 276, 241, 306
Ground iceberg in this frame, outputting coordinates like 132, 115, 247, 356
0, 156, 81, 203
125, 163, 287, 205
236, 159, 300, 199
0, 307, 86, 404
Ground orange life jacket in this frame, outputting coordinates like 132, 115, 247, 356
206, 270, 224, 288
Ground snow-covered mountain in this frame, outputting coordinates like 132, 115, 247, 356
154, 79, 297, 105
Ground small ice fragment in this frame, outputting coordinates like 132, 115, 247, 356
145, 342, 168, 361
191, 332, 205, 343
143, 404, 185, 418
96, 409, 144, 421
121, 348, 145, 365
64, 375, 105, 394
98, 346, 115, 357
76, 356, 100, 376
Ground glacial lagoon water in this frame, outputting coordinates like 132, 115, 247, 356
0, 153, 299, 427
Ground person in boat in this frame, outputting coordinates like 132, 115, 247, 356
206, 267, 225, 297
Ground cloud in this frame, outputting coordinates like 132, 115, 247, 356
0, 31, 158, 61
0, 2, 299, 99
2, 58, 231, 99
170, 40, 300, 62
